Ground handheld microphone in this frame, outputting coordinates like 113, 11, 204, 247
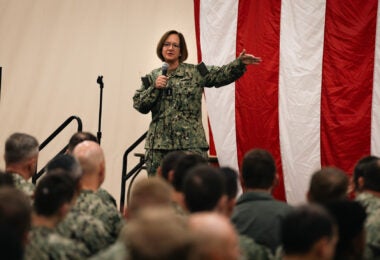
162, 62, 169, 76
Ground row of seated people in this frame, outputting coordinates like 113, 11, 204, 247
1, 131, 379, 259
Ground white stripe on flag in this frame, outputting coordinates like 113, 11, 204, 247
279, 0, 326, 204
372, 1, 380, 156
200, 0, 239, 170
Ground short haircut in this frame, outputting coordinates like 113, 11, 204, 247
324, 200, 366, 259
308, 167, 349, 204
220, 167, 238, 199
67, 131, 97, 153
124, 207, 194, 260
172, 153, 208, 192
128, 177, 173, 216
156, 30, 188, 63
160, 151, 186, 180
34, 170, 76, 216
241, 149, 276, 189
46, 154, 83, 184
4, 133, 39, 164
362, 159, 380, 192
0, 187, 31, 243
353, 155, 379, 191
281, 204, 335, 255
183, 165, 226, 213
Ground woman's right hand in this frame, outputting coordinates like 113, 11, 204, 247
155, 75, 168, 89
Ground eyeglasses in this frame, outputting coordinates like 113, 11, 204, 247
163, 42, 180, 49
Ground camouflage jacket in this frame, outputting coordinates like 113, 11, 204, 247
133, 59, 246, 150
57, 210, 114, 256
239, 235, 274, 260
96, 188, 117, 208
25, 226, 89, 260
89, 241, 128, 260
364, 208, 380, 259
72, 190, 124, 239
356, 192, 380, 215
11, 173, 35, 198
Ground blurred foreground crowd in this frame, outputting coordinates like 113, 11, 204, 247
1, 131, 379, 260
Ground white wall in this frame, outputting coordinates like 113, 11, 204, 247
0, 0, 203, 206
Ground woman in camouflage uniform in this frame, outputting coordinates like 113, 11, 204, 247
133, 30, 261, 175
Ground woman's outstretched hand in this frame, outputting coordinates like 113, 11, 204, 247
238, 49, 262, 65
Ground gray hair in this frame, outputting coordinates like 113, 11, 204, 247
4, 133, 39, 164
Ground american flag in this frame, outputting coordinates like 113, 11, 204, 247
194, 0, 380, 204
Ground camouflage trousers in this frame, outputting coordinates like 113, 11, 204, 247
145, 148, 208, 176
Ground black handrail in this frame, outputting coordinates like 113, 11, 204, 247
32, 116, 83, 183
119, 131, 147, 212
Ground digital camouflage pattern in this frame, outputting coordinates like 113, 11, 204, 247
239, 235, 274, 260
133, 59, 246, 150
356, 193, 380, 259
11, 173, 35, 198
89, 241, 129, 260
365, 209, 380, 259
57, 210, 114, 256
96, 188, 117, 208
25, 226, 89, 260
356, 192, 380, 215
73, 190, 124, 238
133, 59, 246, 174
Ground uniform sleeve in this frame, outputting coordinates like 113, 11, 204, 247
133, 73, 161, 114
203, 58, 247, 88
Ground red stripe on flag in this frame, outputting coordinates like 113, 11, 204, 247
321, 0, 378, 174
194, 0, 202, 63
236, 0, 285, 200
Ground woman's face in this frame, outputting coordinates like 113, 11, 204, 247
161, 34, 181, 63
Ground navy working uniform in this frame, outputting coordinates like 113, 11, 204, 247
133, 59, 247, 175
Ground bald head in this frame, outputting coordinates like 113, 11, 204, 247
72, 141, 105, 189
189, 212, 240, 260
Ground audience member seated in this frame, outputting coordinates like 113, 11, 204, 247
231, 148, 293, 253
157, 150, 186, 182
307, 167, 349, 205
324, 200, 367, 260
66, 131, 117, 207
189, 212, 240, 260
55, 144, 116, 255
355, 158, 380, 215
0, 186, 31, 259
183, 165, 272, 260
281, 204, 338, 260
46, 154, 82, 183
66, 131, 98, 154
170, 153, 208, 215
220, 166, 273, 260
91, 177, 174, 260
25, 171, 89, 259
124, 207, 194, 260
352, 155, 379, 195
4, 133, 39, 197
354, 159, 380, 258
220, 167, 239, 216
62, 140, 123, 235
183, 165, 227, 214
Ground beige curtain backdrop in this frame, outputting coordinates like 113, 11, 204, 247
0, 0, 206, 206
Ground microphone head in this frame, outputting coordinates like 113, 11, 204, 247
162, 62, 169, 76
